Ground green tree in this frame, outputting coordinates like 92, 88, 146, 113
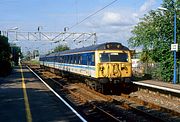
0, 35, 12, 76
0, 36, 11, 61
128, 0, 180, 82
53, 44, 70, 52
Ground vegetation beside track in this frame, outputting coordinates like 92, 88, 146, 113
27, 60, 40, 65
0, 35, 21, 76
128, 0, 180, 82
0, 35, 12, 76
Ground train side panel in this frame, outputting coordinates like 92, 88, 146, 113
54, 62, 96, 77
40, 52, 96, 77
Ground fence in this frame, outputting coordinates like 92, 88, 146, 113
132, 62, 180, 83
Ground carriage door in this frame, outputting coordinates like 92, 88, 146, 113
87, 53, 95, 77
87, 53, 91, 76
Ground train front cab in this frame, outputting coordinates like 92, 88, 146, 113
95, 50, 132, 93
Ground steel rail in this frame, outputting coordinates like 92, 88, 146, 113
26, 66, 87, 122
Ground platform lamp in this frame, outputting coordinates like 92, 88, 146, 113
64, 27, 69, 32
158, 0, 178, 84
38, 26, 43, 41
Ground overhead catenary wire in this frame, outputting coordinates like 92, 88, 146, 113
69, 0, 119, 30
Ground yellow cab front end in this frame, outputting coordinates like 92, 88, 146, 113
95, 50, 132, 83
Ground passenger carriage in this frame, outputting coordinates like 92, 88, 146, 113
39, 42, 132, 93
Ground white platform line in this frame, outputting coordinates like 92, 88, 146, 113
27, 66, 87, 122
133, 81, 180, 94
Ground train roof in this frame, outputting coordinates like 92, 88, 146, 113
43, 42, 129, 57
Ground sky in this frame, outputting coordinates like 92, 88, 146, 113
0, 0, 163, 54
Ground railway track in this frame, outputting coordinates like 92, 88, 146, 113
28, 64, 180, 122
30, 66, 123, 121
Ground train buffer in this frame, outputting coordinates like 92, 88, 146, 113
0, 65, 85, 122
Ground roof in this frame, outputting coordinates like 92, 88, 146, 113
42, 42, 129, 57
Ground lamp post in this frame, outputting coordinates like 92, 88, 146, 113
64, 27, 69, 32
173, 3, 177, 84
38, 26, 43, 40
158, 0, 177, 84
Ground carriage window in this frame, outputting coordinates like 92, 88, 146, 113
74, 55, 76, 64
74, 55, 77, 64
100, 53, 128, 62
60, 56, 62, 63
69, 56, 72, 64
81, 54, 87, 65
63, 56, 65, 63
91, 53, 95, 66
71, 55, 74, 64
100, 53, 109, 62
75, 55, 80, 64
92, 54, 95, 62
79, 55, 82, 64
68, 55, 71, 63
65, 56, 69, 63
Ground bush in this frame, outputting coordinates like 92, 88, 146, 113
0, 60, 12, 77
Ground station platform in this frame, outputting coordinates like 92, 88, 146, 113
133, 80, 180, 94
0, 65, 84, 122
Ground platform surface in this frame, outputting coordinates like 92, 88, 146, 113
0, 66, 83, 122
134, 80, 180, 90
